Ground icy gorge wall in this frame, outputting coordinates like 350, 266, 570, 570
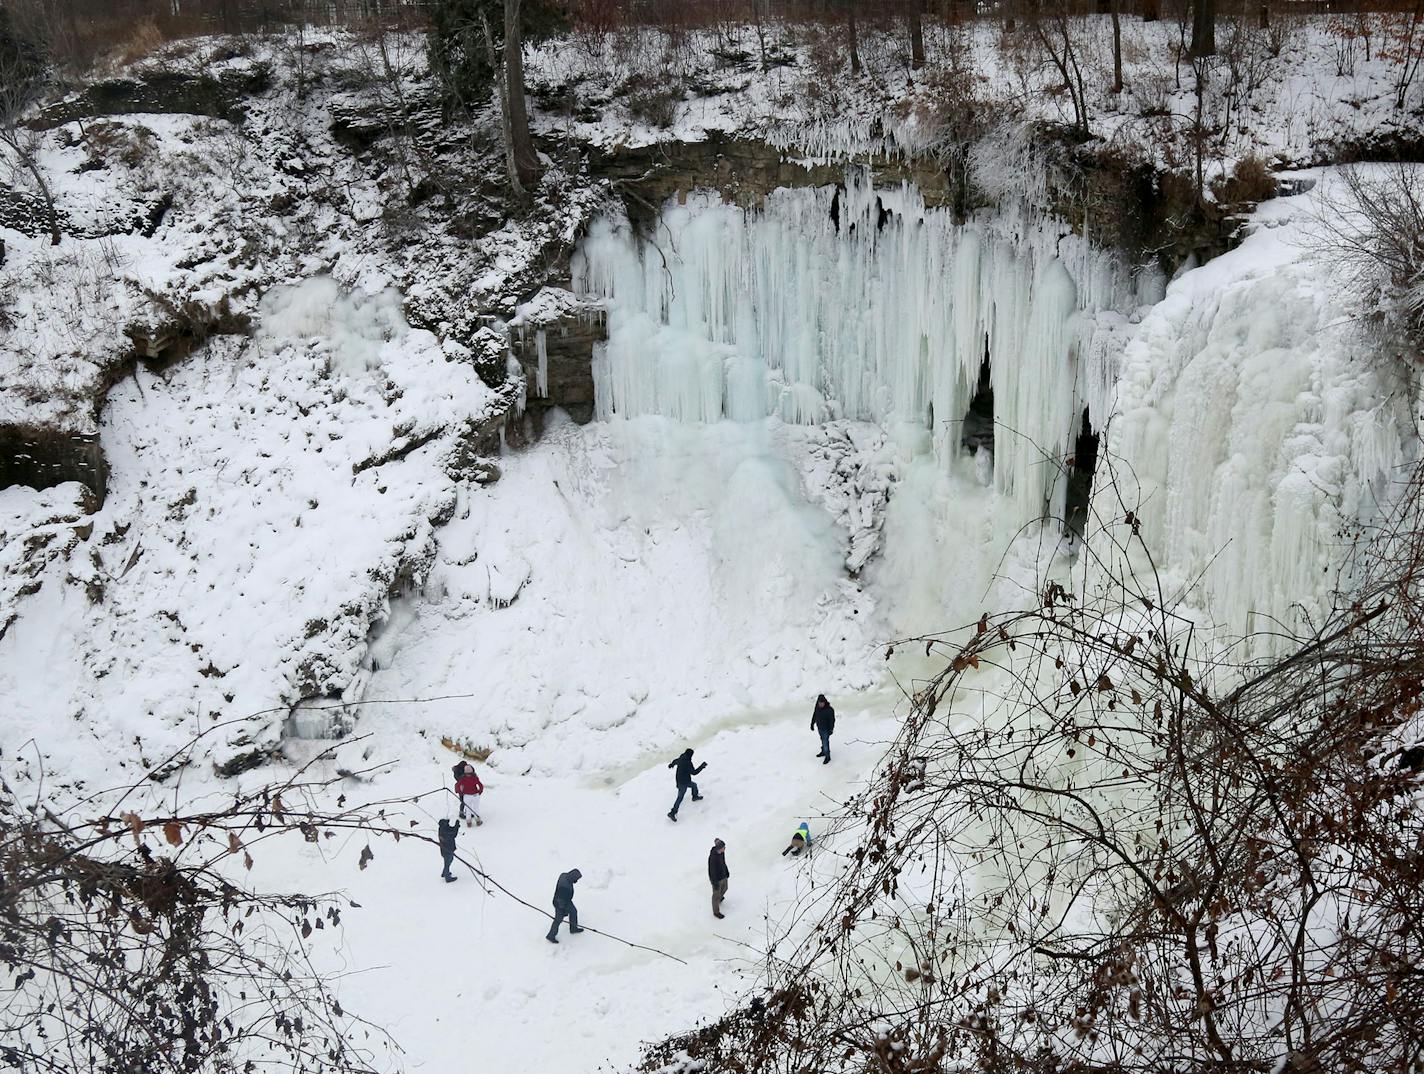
574, 173, 1149, 526
572, 172, 1415, 643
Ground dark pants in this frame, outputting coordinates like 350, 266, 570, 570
548, 900, 578, 939
671, 781, 700, 815
712, 878, 728, 916
818, 728, 831, 759
440, 849, 455, 879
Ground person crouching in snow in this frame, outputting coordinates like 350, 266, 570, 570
546, 868, 584, 943
437, 818, 459, 882
811, 695, 835, 763
453, 760, 483, 826
709, 838, 729, 919
667, 748, 706, 821
782, 822, 811, 857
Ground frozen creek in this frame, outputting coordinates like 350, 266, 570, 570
0, 169, 1416, 1073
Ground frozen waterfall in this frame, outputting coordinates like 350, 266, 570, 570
571, 169, 1415, 648
573, 172, 1143, 524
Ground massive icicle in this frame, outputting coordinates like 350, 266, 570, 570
573, 171, 1138, 524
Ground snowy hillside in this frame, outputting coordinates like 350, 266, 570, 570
2, 10, 1421, 1074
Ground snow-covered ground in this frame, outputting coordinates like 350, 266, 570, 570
527, 15, 1424, 178
2, 17, 1421, 1072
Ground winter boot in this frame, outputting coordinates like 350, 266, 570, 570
569, 926, 585, 934
822, 756, 830, 765
667, 810, 678, 821
546, 934, 559, 944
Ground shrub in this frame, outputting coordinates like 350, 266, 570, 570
1212, 153, 1276, 206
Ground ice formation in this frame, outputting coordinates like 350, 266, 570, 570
1097, 175, 1417, 645
573, 170, 1416, 643
574, 171, 1142, 526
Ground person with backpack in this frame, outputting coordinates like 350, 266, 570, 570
546, 868, 585, 943
453, 760, 484, 827
708, 838, 729, 919
811, 695, 836, 763
782, 821, 811, 857
437, 818, 459, 882
667, 748, 707, 821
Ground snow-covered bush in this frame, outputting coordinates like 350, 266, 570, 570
1316, 163, 1424, 357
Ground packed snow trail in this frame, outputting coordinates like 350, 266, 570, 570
262, 691, 905, 1074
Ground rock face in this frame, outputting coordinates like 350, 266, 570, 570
33, 66, 270, 129
0, 426, 108, 505
589, 132, 958, 225
508, 287, 607, 427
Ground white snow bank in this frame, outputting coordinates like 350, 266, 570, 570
258, 277, 409, 377
0, 280, 499, 775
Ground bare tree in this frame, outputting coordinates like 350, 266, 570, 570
1028, 0, 1092, 139
1110, 0, 1124, 92
0, 737, 403, 1073
1191, 0, 1217, 56
846, 0, 862, 74
0, 9, 60, 245
909, 0, 926, 70
1316, 163, 1424, 352
502, 0, 541, 191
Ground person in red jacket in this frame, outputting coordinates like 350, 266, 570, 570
453, 761, 484, 827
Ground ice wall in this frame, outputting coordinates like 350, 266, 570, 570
1096, 179, 1416, 646
573, 169, 1415, 646
573, 171, 1139, 523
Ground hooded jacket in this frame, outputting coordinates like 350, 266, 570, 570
708, 845, 730, 885
437, 818, 458, 854
811, 697, 836, 735
553, 869, 582, 907
668, 749, 707, 787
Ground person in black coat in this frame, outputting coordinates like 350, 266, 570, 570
546, 868, 584, 943
667, 748, 707, 821
437, 818, 459, 883
812, 695, 836, 763
708, 838, 729, 919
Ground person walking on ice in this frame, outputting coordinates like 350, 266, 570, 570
453, 760, 483, 827
811, 695, 835, 764
782, 822, 811, 857
437, 818, 459, 882
708, 838, 729, 919
546, 868, 585, 943
667, 748, 707, 821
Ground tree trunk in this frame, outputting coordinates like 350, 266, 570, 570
1140, 0, 1160, 21
848, 2, 862, 74
1190, 0, 1216, 56
503, 0, 542, 193
753, 0, 768, 72
910, 0, 926, 69
1111, 0, 1124, 92
19, 152, 60, 245
1258, 2, 1269, 29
